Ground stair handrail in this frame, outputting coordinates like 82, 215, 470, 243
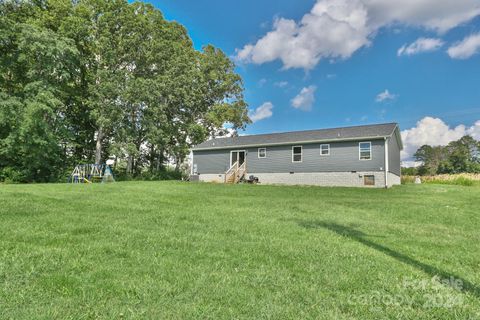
235, 161, 247, 183
225, 161, 238, 183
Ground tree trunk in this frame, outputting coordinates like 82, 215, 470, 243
156, 147, 164, 171
156, 153, 161, 171
127, 155, 133, 175
133, 139, 142, 176
95, 126, 104, 164
149, 145, 155, 172
175, 154, 181, 171
133, 157, 138, 176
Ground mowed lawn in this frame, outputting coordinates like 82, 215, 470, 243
1, 182, 479, 319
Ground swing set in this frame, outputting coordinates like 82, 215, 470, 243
70, 163, 115, 183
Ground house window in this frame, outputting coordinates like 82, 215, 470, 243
292, 146, 302, 162
364, 175, 375, 186
359, 142, 372, 160
258, 148, 266, 158
320, 144, 330, 156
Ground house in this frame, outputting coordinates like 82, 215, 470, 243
191, 123, 403, 188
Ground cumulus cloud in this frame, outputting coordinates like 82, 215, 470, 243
397, 38, 444, 56
447, 33, 480, 59
291, 86, 317, 111
236, 0, 480, 69
236, 1, 370, 70
249, 102, 274, 122
400, 117, 480, 161
375, 89, 397, 102
468, 120, 480, 138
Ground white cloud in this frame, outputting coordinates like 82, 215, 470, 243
249, 102, 274, 122
468, 120, 480, 138
397, 38, 444, 56
274, 81, 289, 88
291, 86, 317, 111
221, 122, 237, 137
447, 33, 480, 59
400, 117, 480, 161
375, 89, 397, 102
236, 2, 370, 70
401, 160, 422, 168
236, 0, 480, 69
258, 78, 267, 87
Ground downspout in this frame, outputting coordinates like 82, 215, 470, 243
384, 137, 389, 188
190, 150, 194, 175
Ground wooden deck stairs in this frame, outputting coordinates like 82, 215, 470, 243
225, 161, 246, 184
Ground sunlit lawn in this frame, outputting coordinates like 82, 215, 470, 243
1, 181, 479, 319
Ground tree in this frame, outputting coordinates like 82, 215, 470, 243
413, 135, 480, 175
414, 145, 446, 175
444, 136, 480, 173
0, 7, 79, 181
0, 0, 250, 182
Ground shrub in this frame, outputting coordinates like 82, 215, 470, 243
114, 167, 186, 182
0, 168, 28, 183
401, 175, 415, 184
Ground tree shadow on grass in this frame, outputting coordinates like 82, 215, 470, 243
296, 219, 480, 299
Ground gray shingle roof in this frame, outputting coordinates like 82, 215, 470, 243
193, 123, 401, 150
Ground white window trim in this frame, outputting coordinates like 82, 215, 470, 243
258, 148, 266, 158
320, 144, 330, 156
292, 145, 303, 163
229, 150, 246, 167
359, 141, 372, 161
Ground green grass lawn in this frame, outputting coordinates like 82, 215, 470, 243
1, 182, 479, 319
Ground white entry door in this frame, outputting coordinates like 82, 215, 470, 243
230, 150, 246, 167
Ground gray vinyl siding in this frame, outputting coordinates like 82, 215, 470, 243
388, 131, 401, 176
246, 140, 385, 173
193, 149, 230, 174
193, 139, 385, 174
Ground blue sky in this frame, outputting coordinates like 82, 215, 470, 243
150, 0, 480, 162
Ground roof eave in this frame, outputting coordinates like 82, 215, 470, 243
192, 134, 394, 151
391, 124, 404, 150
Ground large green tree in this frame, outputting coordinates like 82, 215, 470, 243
442, 136, 480, 173
0, 4, 79, 181
413, 135, 480, 175
0, 0, 250, 182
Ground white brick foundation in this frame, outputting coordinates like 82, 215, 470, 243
249, 172, 386, 187
197, 171, 400, 188
198, 173, 225, 183
387, 172, 401, 187
198, 172, 386, 187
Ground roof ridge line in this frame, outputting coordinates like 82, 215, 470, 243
220, 122, 398, 139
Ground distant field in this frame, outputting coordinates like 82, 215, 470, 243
1, 182, 479, 319
402, 173, 480, 186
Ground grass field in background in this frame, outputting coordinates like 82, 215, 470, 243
1, 182, 479, 319
402, 173, 480, 186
